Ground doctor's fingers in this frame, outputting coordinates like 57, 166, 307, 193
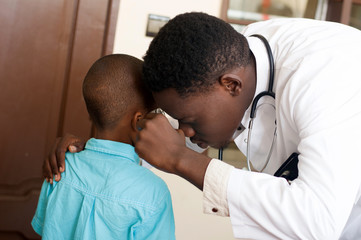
135, 114, 176, 150
44, 137, 61, 183
135, 127, 161, 165
43, 155, 53, 184
176, 128, 185, 139
136, 113, 168, 131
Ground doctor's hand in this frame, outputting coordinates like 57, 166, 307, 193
135, 113, 211, 190
43, 133, 86, 184
135, 113, 186, 173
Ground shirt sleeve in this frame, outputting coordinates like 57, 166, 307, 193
203, 159, 234, 217
31, 180, 56, 236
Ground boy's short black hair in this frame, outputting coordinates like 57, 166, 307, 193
83, 54, 154, 130
143, 12, 250, 97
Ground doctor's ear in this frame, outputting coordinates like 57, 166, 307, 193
131, 112, 143, 132
219, 73, 242, 96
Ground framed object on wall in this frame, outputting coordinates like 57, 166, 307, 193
146, 14, 170, 37
220, 0, 328, 30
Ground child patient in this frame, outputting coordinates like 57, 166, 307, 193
31, 54, 175, 240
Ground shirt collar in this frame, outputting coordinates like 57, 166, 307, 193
85, 138, 140, 165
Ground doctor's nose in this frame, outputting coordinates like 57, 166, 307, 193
178, 123, 195, 138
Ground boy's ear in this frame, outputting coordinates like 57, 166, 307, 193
219, 73, 243, 96
131, 111, 144, 132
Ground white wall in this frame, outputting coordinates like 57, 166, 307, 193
113, 0, 222, 59
113, 1, 236, 239
153, 169, 235, 240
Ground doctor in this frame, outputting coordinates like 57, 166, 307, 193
45, 13, 361, 239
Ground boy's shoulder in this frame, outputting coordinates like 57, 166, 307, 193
138, 165, 169, 189
63, 144, 170, 205
127, 164, 171, 199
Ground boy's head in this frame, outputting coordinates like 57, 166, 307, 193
83, 54, 155, 142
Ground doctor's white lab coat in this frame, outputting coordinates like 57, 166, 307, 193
203, 18, 361, 239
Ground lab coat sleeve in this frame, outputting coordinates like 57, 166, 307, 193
227, 57, 361, 238
203, 159, 234, 216
227, 122, 361, 239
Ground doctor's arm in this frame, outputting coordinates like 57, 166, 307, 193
135, 113, 212, 190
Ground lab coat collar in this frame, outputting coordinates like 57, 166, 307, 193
240, 36, 271, 129
232, 36, 271, 141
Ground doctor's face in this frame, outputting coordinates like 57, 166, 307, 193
153, 86, 244, 149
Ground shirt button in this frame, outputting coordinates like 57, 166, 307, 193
212, 208, 218, 213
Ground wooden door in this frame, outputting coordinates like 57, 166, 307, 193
0, 0, 120, 239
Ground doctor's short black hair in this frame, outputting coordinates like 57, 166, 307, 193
143, 12, 251, 98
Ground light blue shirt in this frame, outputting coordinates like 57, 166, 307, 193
32, 138, 175, 240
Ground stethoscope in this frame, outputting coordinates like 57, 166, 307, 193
219, 34, 276, 172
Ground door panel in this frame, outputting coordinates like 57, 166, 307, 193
0, 0, 119, 239
61, 0, 111, 137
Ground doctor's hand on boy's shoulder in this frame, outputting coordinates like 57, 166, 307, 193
43, 133, 86, 184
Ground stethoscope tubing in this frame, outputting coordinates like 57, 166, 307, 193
219, 34, 276, 172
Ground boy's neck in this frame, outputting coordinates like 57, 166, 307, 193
95, 129, 133, 146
